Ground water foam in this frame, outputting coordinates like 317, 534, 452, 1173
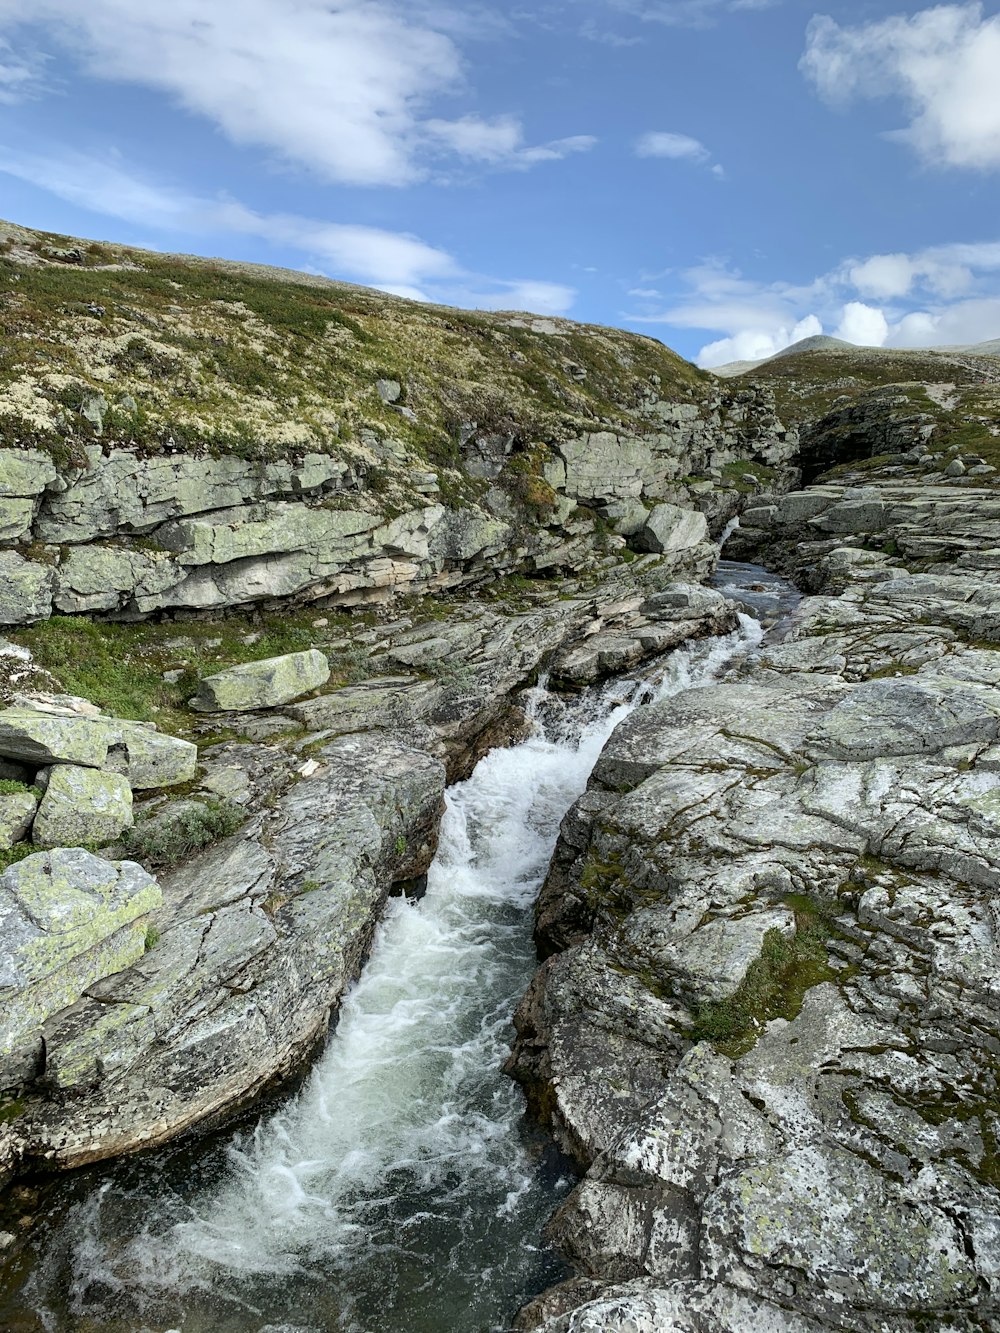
21, 618, 763, 1333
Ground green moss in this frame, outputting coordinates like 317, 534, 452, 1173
0, 778, 33, 795
0, 842, 37, 872
690, 897, 840, 1057
9, 608, 363, 735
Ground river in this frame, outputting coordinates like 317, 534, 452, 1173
3, 563, 798, 1333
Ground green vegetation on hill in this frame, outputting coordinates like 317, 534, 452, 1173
730, 345, 1000, 482
0, 218, 707, 470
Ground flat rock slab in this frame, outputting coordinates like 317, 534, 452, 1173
0, 849, 160, 1078
106, 721, 198, 790
190, 648, 330, 712
32, 766, 133, 847
0, 707, 114, 768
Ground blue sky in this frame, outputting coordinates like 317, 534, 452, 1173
0, 0, 998, 366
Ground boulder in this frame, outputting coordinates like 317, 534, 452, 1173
106, 722, 198, 790
0, 553, 54, 626
0, 707, 114, 768
32, 766, 134, 847
0, 849, 160, 1080
0, 790, 37, 849
0, 448, 58, 499
190, 649, 331, 712
635, 505, 709, 555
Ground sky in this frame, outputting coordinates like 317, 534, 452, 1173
0, 1, 998, 368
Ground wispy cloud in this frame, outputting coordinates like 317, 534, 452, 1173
0, 144, 576, 313
425, 115, 597, 167
635, 131, 709, 162
635, 130, 723, 177
604, 0, 781, 31
802, 3, 1000, 172
0, 34, 38, 102
0, 0, 591, 186
579, 17, 642, 45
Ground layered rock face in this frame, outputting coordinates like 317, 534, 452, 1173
511, 466, 1000, 1331
0, 404, 794, 625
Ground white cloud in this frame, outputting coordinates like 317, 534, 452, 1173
0, 144, 574, 313
426, 116, 597, 167
607, 0, 780, 30
848, 254, 916, 300
635, 131, 710, 162
0, 36, 35, 102
0, 0, 590, 185
802, 3, 1000, 171
579, 18, 642, 45
627, 237, 1000, 366
698, 316, 822, 368
834, 301, 889, 347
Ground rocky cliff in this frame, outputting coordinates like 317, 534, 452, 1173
509, 382, 1000, 1331
0, 218, 796, 625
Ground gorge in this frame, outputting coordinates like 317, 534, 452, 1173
1, 220, 1000, 1332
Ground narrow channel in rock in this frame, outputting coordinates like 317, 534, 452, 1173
8, 603, 781, 1333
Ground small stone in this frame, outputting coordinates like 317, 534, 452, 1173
199, 764, 251, 803
80, 393, 107, 435
376, 378, 402, 404
944, 458, 966, 477
32, 765, 134, 847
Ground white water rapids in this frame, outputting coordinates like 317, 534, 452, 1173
16, 612, 766, 1333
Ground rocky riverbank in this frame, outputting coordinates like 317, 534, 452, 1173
0, 543, 744, 1195
509, 458, 1000, 1332
3, 219, 1000, 1330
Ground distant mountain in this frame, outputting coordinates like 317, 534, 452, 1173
712, 333, 1000, 379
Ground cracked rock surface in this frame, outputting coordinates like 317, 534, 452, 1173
511, 471, 1000, 1331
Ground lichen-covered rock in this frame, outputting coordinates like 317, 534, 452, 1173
6, 734, 445, 1166
512, 516, 1000, 1330
0, 707, 113, 767
106, 721, 198, 789
0, 448, 59, 500
0, 552, 54, 625
0, 790, 37, 849
635, 504, 709, 554
0, 498, 35, 542
190, 648, 331, 712
0, 849, 160, 1082
32, 765, 133, 847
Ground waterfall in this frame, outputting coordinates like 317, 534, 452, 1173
19, 617, 765, 1333
719, 514, 740, 547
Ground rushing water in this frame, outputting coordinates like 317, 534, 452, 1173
5, 593, 778, 1333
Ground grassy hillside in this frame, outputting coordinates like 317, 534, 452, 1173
729, 344, 1000, 478
0, 218, 707, 474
